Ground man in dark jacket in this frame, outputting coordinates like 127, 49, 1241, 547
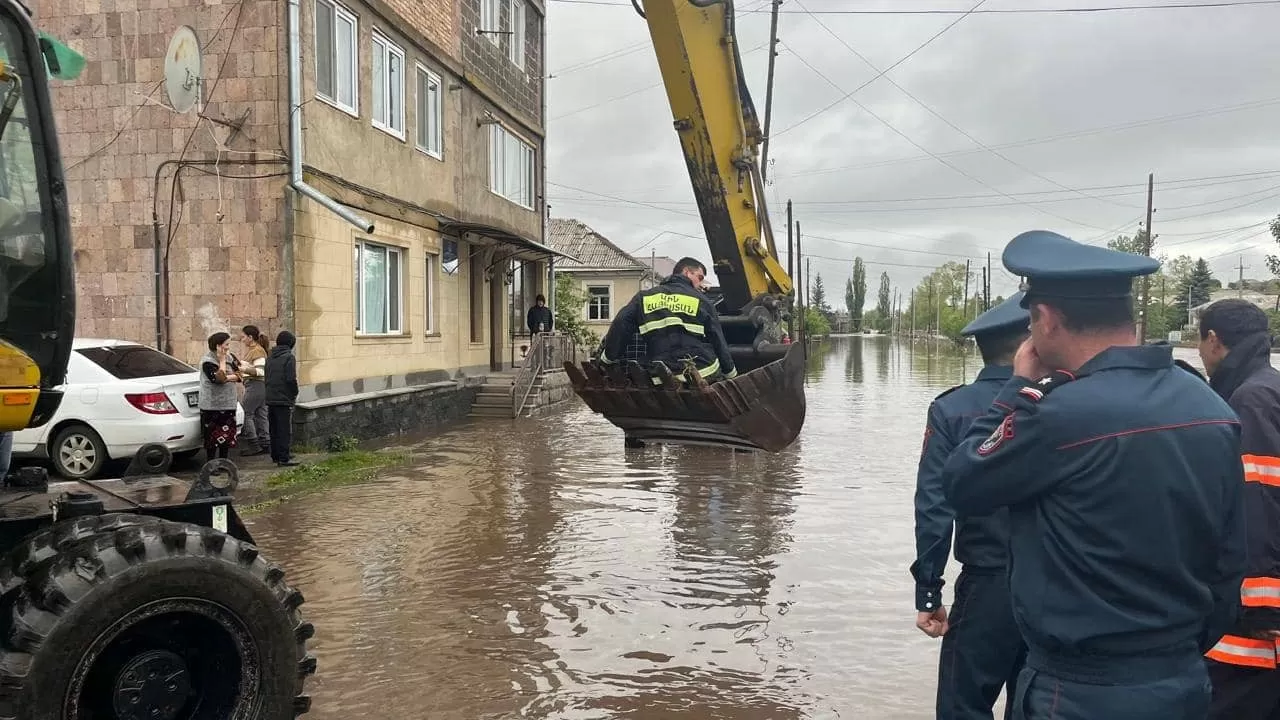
527, 294, 553, 336
943, 230, 1246, 720
597, 257, 737, 382
264, 330, 300, 467
912, 292, 1030, 719
1198, 299, 1280, 719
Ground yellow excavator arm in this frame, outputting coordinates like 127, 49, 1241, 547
636, 0, 792, 313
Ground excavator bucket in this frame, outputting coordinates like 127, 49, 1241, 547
564, 342, 806, 452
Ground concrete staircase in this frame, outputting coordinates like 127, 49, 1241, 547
469, 372, 519, 419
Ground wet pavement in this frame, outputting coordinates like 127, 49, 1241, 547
245, 337, 1207, 719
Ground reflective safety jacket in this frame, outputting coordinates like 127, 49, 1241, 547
942, 346, 1247, 680
598, 274, 737, 381
911, 365, 1014, 613
1204, 333, 1280, 670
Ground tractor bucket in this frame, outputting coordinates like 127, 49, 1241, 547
564, 342, 806, 452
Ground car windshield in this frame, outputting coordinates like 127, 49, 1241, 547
76, 345, 194, 380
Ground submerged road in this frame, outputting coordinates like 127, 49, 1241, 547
247, 337, 1209, 719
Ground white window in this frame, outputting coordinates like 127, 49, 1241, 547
355, 241, 404, 335
508, 0, 526, 69
415, 64, 443, 158
425, 253, 438, 334
587, 286, 611, 321
371, 31, 405, 138
314, 0, 358, 114
488, 123, 534, 209
480, 0, 501, 45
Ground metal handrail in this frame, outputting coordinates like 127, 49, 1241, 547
511, 333, 577, 417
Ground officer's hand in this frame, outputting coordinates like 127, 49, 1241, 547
916, 608, 949, 638
1013, 337, 1048, 380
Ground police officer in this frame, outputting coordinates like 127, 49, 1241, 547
941, 230, 1247, 720
598, 256, 738, 382
1197, 299, 1280, 718
912, 292, 1030, 720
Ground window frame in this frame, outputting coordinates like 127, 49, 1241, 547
371, 29, 406, 140
480, 0, 501, 45
414, 62, 444, 160
586, 284, 612, 322
314, 0, 359, 117
508, 0, 526, 70
488, 122, 535, 210
425, 252, 438, 335
354, 240, 406, 337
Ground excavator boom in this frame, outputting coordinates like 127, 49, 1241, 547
565, 0, 806, 452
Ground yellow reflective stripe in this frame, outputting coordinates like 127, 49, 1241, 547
599, 350, 612, 364
639, 317, 705, 336
723, 368, 738, 379
649, 359, 720, 384
641, 292, 699, 317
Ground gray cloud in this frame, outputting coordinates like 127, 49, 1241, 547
546, 0, 1280, 302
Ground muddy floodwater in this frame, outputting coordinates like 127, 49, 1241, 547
248, 337, 1207, 719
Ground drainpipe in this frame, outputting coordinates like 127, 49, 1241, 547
287, 0, 374, 234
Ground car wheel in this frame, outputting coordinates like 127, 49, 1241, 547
51, 424, 107, 480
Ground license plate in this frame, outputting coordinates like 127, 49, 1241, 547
186, 391, 198, 408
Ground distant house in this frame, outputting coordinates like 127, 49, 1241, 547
1189, 289, 1279, 330
546, 219, 651, 336
638, 255, 678, 287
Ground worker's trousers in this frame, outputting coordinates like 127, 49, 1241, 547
1012, 654, 1211, 720
936, 568, 1025, 720
1208, 661, 1280, 720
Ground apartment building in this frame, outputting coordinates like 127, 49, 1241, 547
39, 0, 556, 413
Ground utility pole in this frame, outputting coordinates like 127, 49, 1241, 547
760, 0, 783, 182
786, 200, 794, 338
963, 259, 971, 320
910, 288, 916, 337
986, 252, 992, 310
1137, 172, 1155, 340
1236, 256, 1249, 298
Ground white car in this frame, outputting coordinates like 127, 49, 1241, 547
13, 339, 245, 479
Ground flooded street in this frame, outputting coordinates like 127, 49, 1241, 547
248, 337, 1203, 719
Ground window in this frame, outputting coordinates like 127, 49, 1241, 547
415, 64, 443, 158
488, 123, 534, 209
371, 31, 405, 138
508, 0, 526, 69
442, 238, 460, 274
355, 241, 404, 335
480, 0, 501, 44
587, 286, 611, 321
314, 0, 358, 114
425, 254, 438, 334
77, 345, 194, 379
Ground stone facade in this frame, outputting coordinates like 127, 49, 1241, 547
293, 380, 481, 446
38, 0, 289, 365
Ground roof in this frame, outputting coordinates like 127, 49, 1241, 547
545, 218, 649, 272
638, 255, 678, 279
440, 220, 578, 264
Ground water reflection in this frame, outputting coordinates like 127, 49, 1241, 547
247, 337, 1030, 719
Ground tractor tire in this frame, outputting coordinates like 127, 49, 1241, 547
0, 513, 316, 719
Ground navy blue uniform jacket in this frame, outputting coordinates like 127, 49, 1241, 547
599, 274, 737, 379
942, 345, 1247, 664
911, 365, 1014, 612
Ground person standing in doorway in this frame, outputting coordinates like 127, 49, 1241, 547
237, 325, 269, 457
527, 294, 553, 336
943, 230, 1246, 720
199, 332, 242, 460
1198, 299, 1280, 719
265, 330, 300, 467
912, 293, 1030, 719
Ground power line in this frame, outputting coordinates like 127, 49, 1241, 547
771, 0, 989, 140
548, 0, 1280, 13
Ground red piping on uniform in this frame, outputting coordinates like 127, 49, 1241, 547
1055, 419, 1240, 451
993, 401, 1014, 411
1056, 369, 1076, 380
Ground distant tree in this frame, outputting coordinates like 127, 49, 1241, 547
850, 257, 867, 331
1173, 258, 1216, 329
875, 272, 892, 332
844, 278, 855, 325
803, 306, 831, 336
1266, 214, 1280, 310
811, 273, 829, 314
554, 275, 599, 349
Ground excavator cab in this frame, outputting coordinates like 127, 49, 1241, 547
565, 0, 806, 452
0, 11, 78, 432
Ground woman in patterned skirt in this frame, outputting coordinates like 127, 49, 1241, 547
198, 332, 243, 459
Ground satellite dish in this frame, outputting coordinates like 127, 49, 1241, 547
163, 26, 202, 114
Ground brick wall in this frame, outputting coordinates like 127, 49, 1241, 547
36, 0, 288, 365
460, 0, 543, 128
382, 0, 459, 61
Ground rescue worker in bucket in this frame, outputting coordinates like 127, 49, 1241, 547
941, 230, 1247, 720
911, 292, 1030, 720
597, 256, 738, 383
1197, 299, 1280, 719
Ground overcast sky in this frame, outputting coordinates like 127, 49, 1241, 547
543, 0, 1280, 307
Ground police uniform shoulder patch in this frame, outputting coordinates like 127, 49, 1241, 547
977, 414, 1015, 456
